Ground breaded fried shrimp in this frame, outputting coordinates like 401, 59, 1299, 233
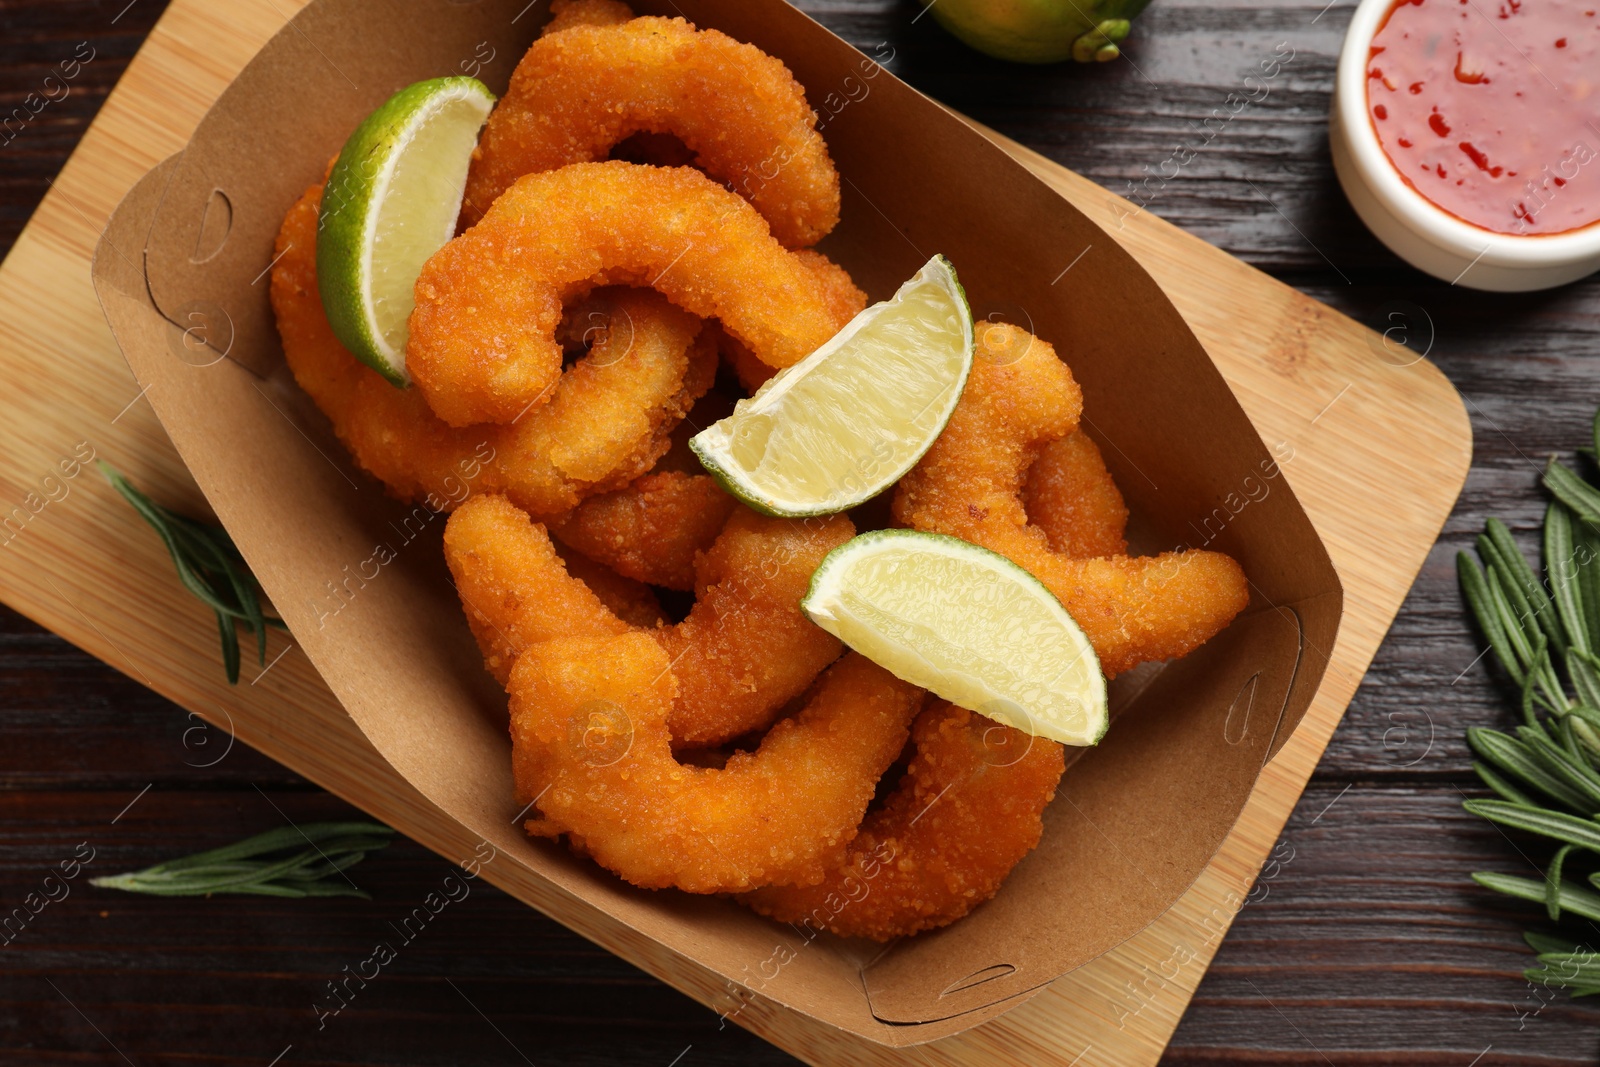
741, 703, 1065, 939
445, 500, 918, 894
410, 162, 858, 426
1025, 431, 1130, 558
656, 508, 854, 746
271, 185, 714, 517
551, 470, 735, 591
445, 495, 854, 748
892, 323, 1249, 677
443, 495, 630, 685
553, 542, 664, 628
464, 1, 840, 247
513, 644, 921, 892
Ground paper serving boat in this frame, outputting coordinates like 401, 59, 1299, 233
89, 0, 1342, 1045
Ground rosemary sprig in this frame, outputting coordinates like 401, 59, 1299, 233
89, 822, 395, 899
100, 463, 284, 683
1458, 404, 1600, 994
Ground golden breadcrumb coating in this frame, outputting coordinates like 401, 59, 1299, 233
893, 322, 1249, 677
553, 541, 663, 628
655, 508, 855, 746
410, 162, 859, 426
551, 470, 736, 591
445, 495, 855, 748
464, 1, 839, 247
741, 703, 1065, 939
1025, 431, 1130, 558
271, 184, 712, 518
512, 642, 921, 892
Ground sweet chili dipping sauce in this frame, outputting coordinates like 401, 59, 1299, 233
1367, 0, 1600, 235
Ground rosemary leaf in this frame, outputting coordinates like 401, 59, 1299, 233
1571, 714, 1600, 768
1526, 930, 1584, 955
1548, 844, 1578, 920
1459, 553, 1525, 687
1545, 458, 1600, 528
1485, 517, 1568, 658
1549, 459, 1600, 521
1569, 650, 1600, 710
154, 822, 389, 870
1546, 502, 1590, 657
1464, 800, 1600, 853
1474, 761, 1539, 807
175, 518, 269, 666
1577, 522, 1600, 653
1486, 561, 1539, 674
100, 464, 283, 684
1558, 713, 1586, 763
1467, 729, 1594, 812
1529, 628, 1570, 716
1531, 951, 1600, 986
89, 822, 395, 898
1514, 726, 1600, 809
1563, 702, 1600, 730
1487, 569, 1566, 712
1475, 872, 1600, 922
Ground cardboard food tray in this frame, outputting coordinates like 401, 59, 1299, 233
95, 0, 1339, 1041
0, 0, 1465, 1055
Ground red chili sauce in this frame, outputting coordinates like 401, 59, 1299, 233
1366, 0, 1600, 235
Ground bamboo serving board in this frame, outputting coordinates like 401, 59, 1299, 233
0, 0, 1469, 1063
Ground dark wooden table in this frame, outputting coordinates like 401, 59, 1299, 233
3, 0, 1597, 1063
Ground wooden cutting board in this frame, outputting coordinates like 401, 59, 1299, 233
0, 0, 1469, 1063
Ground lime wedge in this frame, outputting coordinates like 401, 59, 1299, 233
801, 529, 1108, 746
690, 255, 973, 517
317, 77, 496, 385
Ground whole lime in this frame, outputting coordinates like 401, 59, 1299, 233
923, 0, 1154, 63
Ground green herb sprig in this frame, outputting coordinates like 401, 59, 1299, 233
101, 463, 284, 683
1459, 406, 1600, 995
89, 822, 395, 899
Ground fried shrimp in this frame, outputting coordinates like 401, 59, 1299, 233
540, 0, 632, 34
551, 470, 735, 591
443, 497, 919, 892
548, 382, 746, 592
892, 323, 1250, 677
720, 247, 868, 393
463, 0, 840, 247
271, 184, 714, 517
409, 162, 857, 427
445, 494, 854, 747
443, 494, 632, 685
512, 642, 922, 892
658, 508, 854, 746
554, 542, 664, 628
795, 248, 871, 333
741, 703, 1066, 939
1025, 432, 1129, 558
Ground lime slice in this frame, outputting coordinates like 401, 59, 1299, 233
801, 529, 1108, 746
690, 255, 973, 517
317, 77, 496, 385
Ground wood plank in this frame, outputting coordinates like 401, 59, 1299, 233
0, 789, 789, 1067
1, 785, 1590, 1065
1171, 783, 1595, 1066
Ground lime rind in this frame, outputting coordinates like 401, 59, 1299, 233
317, 76, 495, 386
801, 529, 1109, 746
689, 254, 974, 518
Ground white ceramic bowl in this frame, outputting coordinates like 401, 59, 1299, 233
1330, 0, 1600, 291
